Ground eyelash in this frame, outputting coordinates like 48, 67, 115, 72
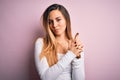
48, 19, 61, 24
48, 21, 52, 24
57, 19, 61, 22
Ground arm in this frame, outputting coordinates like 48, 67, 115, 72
34, 38, 76, 80
72, 52, 85, 80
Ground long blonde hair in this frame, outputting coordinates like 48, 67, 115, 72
40, 4, 73, 66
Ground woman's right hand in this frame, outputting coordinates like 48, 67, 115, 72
68, 33, 84, 58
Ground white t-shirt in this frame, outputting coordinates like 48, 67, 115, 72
34, 38, 85, 80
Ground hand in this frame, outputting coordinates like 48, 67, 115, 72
68, 33, 84, 58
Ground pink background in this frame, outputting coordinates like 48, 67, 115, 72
0, 0, 120, 80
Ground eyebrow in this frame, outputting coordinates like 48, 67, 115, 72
49, 16, 61, 20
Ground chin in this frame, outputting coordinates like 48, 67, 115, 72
53, 31, 64, 36
54, 32, 62, 36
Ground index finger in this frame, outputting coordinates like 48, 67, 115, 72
74, 33, 79, 40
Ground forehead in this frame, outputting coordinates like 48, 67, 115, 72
48, 10, 64, 19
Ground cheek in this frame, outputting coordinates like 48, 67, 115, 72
49, 25, 54, 32
60, 20, 66, 28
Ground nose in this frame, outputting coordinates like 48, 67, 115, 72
53, 21, 58, 28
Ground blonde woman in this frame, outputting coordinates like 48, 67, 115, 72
35, 4, 85, 80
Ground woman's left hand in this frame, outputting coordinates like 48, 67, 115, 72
74, 33, 84, 58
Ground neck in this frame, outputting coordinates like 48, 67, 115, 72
55, 34, 68, 43
55, 34, 69, 54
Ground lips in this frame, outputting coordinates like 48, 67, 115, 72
54, 29, 59, 32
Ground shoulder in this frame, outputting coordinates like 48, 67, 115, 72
34, 38, 44, 57
35, 37, 43, 47
35, 37, 44, 51
35, 37, 43, 46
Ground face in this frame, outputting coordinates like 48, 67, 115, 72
48, 10, 67, 36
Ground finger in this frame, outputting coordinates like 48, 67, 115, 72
76, 39, 83, 48
74, 33, 79, 41
78, 44, 84, 48
76, 54, 81, 58
79, 49, 83, 52
74, 44, 77, 47
81, 45, 84, 48
76, 46, 83, 51
75, 39, 81, 45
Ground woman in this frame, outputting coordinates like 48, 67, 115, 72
35, 4, 85, 80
